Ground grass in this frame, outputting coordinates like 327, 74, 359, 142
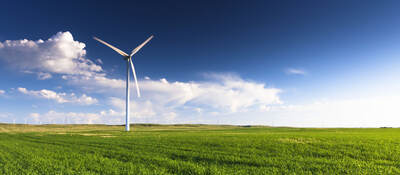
0, 124, 400, 174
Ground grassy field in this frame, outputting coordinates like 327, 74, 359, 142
0, 124, 400, 174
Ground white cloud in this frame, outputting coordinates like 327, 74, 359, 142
285, 68, 307, 75
102, 74, 282, 123
61, 69, 282, 114
139, 74, 282, 113
29, 113, 40, 122
96, 58, 103, 64
38, 72, 282, 124
0, 89, 4, 94
0, 31, 102, 78
18, 87, 98, 105
37, 72, 52, 80
109, 97, 156, 118
76, 94, 98, 105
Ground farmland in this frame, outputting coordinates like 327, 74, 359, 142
0, 124, 399, 174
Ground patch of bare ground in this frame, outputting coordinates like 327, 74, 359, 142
101, 135, 116, 138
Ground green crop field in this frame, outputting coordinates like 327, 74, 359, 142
0, 124, 399, 174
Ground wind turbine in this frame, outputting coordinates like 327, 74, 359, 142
93, 35, 154, 131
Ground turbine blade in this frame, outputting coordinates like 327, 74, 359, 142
129, 59, 141, 97
131, 35, 154, 57
93, 37, 129, 57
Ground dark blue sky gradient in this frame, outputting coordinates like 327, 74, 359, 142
1, 0, 400, 104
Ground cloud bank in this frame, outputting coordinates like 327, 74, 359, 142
0, 31, 283, 124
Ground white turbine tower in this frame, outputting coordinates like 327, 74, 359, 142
93, 35, 154, 131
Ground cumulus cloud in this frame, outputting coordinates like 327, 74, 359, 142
74, 72, 281, 123
0, 31, 102, 78
18, 87, 98, 105
0, 89, 4, 94
100, 74, 282, 124
0, 31, 122, 95
37, 72, 52, 80
139, 75, 281, 113
38, 73, 282, 124
285, 68, 307, 75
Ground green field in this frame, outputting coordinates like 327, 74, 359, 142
0, 124, 399, 174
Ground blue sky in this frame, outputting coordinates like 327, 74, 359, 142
1, 0, 400, 127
